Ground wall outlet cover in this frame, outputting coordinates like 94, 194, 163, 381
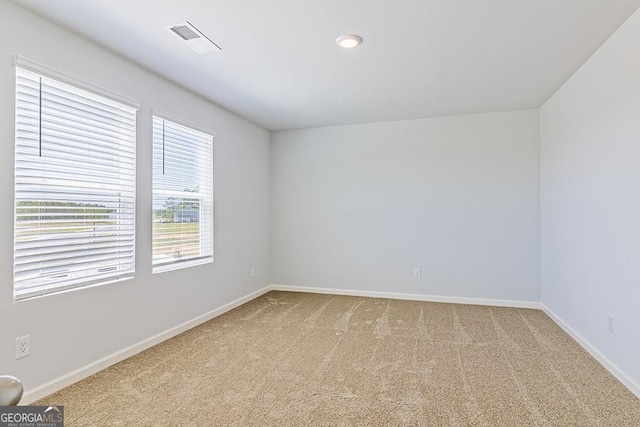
15, 335, 30, 359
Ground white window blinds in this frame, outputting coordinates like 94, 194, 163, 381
14, 67, 136, 300
152, 116, 213, 272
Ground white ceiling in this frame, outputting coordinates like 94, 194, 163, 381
14, 0, 640, 130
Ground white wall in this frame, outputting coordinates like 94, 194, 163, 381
540, 8, 640, 387
0, 1, 270, 396
271, 110, 541, 303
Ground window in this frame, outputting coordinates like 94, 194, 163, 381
14, 66, 137, 300
152, 116, 213, 272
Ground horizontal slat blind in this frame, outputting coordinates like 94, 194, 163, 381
14, 67, 136, 300
152, 116, 213, 271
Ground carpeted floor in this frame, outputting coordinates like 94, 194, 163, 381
36, 291, 640, 426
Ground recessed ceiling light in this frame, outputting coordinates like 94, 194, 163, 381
336, 34, 362, 49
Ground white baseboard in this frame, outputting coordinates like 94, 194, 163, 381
268, 284, 541, 309
542, 305, 640, 399
21, 286, 272, 405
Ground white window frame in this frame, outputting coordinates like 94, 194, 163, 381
13, 57, 138, 301
152, 112, 214, 273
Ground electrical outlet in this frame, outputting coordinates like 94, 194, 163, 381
413, 268, 421, 279
251, 267, 256, 278
608, 315, 615, 334
15, 335, 30, 359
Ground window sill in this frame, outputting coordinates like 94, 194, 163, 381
152, 256, 213, 274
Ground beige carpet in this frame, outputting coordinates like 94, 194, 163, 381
36, 291, 640, 426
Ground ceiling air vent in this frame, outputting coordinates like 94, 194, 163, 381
165, 21, 221, 53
